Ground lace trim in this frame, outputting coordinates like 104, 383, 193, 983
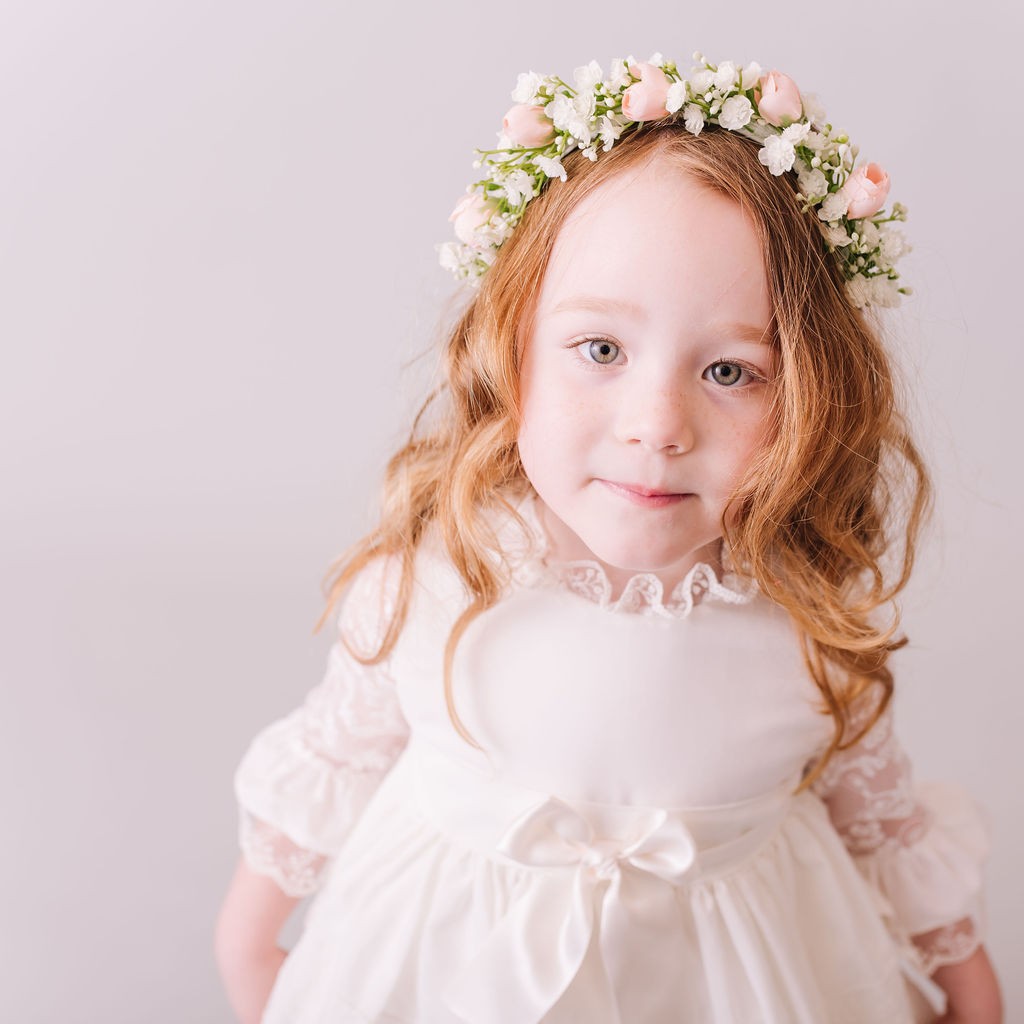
507, 492, 758, 618
911, 918, 983, 974
239, 809, 327, 898
810, 697, 930, 855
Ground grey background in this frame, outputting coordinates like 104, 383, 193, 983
2, 1, 1020, 1020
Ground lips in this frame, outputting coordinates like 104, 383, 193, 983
598, 479, 691, 508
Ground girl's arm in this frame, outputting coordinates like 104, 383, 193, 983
932, 944, 1003, 1024
214, 856, 301, 1024
219, 557, 410, 1021
809, 696, 998, 1020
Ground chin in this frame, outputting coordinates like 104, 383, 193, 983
579, 532, 700, 577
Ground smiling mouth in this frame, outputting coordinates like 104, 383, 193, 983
598, 480, 692, 507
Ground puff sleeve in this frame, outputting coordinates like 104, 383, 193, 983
810, 696, 992, 973
233, 558, 411, 898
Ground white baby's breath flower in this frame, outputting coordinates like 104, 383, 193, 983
647, 51, 665, 66
739, 61, 762, 89
492, 217, 516, 244
818, 191, 851, 221
574, 60, 603, 91
582, 145, 598, 161
596, 115, 624, 151
758, 134, 796, 175
568, 116, 593, 147
858, 220, 881, 250
863, 277, 901, 308
475, 220, 511, 250
714, 61, 738, 91
546, 93, 575, 131
782, 121, 811, 145
512, 71, 543, 103
497, 169, 535, 207
683, 103, 705, 135
573, 88, 597, 121
797, 167, 829, 199
879, 226, 909, 263
534, 154, 567, 181
719, 94, 753, 130
547, 93, 593, 146
689, 68, 714, 93
665, 80, 687, 114
437, 241, 466, 272
608, 58, 631, 91
845, 276, 872, 309
822, 224, 853, 247
802, 130, 826, 152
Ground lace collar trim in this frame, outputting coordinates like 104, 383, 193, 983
503, 491, 759, 619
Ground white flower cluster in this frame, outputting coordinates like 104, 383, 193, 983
438, 53, 910, 310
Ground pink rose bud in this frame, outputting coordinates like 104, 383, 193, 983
502, 104, 555, 147
622, 62, 671, 122
838, 163, 891, 219
755, 71, 802, 127
449, 193, 495, 246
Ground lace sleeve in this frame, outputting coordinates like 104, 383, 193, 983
233, 557, 411, 897
810, 696, 992, 973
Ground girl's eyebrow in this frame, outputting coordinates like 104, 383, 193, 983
715, 321, 774, 345
548, 296, 771, 345
549, 295, 647, 319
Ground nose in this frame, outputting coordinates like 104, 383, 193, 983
615, 381, 696, 455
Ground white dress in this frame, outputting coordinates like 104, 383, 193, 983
233, 495, 990, 1024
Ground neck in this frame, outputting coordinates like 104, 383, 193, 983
533, 497, 724, 601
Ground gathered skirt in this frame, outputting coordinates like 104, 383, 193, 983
262, 738, 944, 1024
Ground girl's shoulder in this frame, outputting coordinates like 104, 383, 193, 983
335, 552, 404, 659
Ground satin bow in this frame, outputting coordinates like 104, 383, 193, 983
441, 795, 699, 1023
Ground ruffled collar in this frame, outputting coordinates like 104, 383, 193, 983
501, 491, 758, 619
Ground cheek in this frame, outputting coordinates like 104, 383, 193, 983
516, 388, 555, 487
712, 408, 773, 493
724, 422, 773, 508
518, 363, 579, 447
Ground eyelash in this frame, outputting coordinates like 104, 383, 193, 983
567, 337, 768, 388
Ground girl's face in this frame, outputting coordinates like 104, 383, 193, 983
517, 156, 775, 590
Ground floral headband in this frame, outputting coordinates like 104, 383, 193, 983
438, 53, 909, 309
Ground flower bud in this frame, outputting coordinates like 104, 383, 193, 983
501, 104, 555, 147
755, 71, 802, 127
449, 193, 496, 246
838, 163, 890, 219
621, 62, 671, 121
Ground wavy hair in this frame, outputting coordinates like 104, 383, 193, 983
317, 122, 931, 792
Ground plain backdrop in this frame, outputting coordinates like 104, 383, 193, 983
1, 1, 1020, 1020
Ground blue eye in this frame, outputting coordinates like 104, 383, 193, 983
587, 339, 620, 364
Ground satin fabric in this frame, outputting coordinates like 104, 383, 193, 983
412, 739, 795, 1023
261, 739, 945, 1023
246, 501, 972, 1023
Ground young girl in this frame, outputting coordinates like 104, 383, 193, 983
215, 52, 1003, 1023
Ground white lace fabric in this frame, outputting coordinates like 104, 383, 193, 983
508, 492, 758, 617
234, 558, 411, 897
238, 809, 328, 898
810, 695, 990, 972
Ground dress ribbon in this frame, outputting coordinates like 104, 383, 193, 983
440, 795, 699, 1023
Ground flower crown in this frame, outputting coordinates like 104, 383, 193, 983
438, 53, 909, 309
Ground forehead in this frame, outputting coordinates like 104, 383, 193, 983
536, 157, 771, 329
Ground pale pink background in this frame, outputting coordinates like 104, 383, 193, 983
1, 1, 1019, 1020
